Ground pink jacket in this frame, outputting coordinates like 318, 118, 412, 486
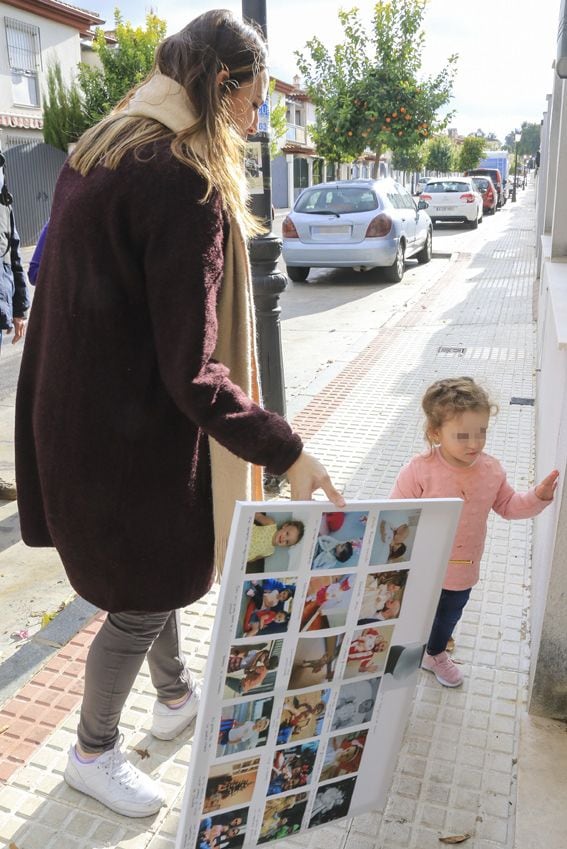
390, 448, 549, 590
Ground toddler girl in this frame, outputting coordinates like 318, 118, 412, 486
247, 513, 305, 564
391, 377, 558, 687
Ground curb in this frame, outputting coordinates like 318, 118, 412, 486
0, 595, 99, 708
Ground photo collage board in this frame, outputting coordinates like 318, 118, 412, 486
176, 498, 462, 849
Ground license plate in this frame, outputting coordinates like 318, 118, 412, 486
312, 225, 351, 235
434, 206, 455, 212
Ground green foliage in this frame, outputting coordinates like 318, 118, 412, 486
425, 135, 455, 173
268, 80, 288, 159
505, 122, 540, 157
296, 0, 457, 169
42, 61, 89, 151
391, 144, 425, 171
78, 9, 166, 126
458, 135, 486, 171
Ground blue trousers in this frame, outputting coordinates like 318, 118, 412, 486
427, 587, 471, 656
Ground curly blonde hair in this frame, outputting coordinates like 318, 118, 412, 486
422, 377, 498, 448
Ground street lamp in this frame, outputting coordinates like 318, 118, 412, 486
512, 130, 521, 203
242, 0, 288, 421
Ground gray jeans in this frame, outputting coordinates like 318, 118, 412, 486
77, 609, 192, 753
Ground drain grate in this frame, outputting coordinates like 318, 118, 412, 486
438, 346, 466, 355
510, 397, 534, 406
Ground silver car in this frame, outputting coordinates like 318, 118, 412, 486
282, 179, 433, 283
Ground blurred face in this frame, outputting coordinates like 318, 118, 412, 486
433, 409, 489, 468
225, 70, 269, 138
273, 523, 300, 547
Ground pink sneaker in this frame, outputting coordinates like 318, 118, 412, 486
422, 650, 463, 687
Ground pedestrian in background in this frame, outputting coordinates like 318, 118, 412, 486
0, 150, 28, 501
27, 219, 48, 285
391, 377, 558, 688
15, 9, 344, 818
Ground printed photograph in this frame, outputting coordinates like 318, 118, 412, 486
300, 574, 354, 631
224, 640, 283, 699
217, 697, 273, 757
311, 510, 368, 570
276, 688, 331, 745
236, 578, 297, 638
370, 508, 421, 565
288, 633, 345, 689
258, 792, 308, 844
203, 757, 261, 814
320, 729, 369, 780
330, 677, 380, 731
246, 510, 308, 573
344, 625, 394, 679
357, 570, 409, 624
308, 777, 357, 826
196, 808, 248, 849
267, 741, 319, 795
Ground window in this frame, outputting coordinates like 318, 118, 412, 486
295, 186, 379, 214
4, 17, 41, 107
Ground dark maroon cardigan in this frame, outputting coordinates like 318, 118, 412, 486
15, 141, 302, 612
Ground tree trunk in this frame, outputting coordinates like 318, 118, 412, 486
371, 144, 383, 179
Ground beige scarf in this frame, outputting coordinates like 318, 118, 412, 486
124, 73, 264, 577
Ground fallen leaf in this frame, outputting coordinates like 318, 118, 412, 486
10, 843, 20, 849
439, 835, 471, 845
0, 724, 10, 735
133, 747, 150, 760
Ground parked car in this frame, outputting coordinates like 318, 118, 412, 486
419, 177, 483, 228
414, 175, 429, 195
464, 167, 505, 208
281, 179, 433, 283
471, 175, 498, 215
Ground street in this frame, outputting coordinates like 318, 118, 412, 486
0, 194, 525, 662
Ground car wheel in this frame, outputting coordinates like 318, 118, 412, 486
383, 242, 405, 282
286, 266, 310, 282
468, 216, 479, 229
415, 229, 432, 264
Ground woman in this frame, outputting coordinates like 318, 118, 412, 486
15, 10, 343, 818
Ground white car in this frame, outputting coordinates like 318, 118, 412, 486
282, 178, 433, 284
419, 178, 483, 228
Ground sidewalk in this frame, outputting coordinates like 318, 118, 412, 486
1, 187, 566, 849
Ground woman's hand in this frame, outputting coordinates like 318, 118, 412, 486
535, 469, 560, 501
10, 317, 26, 344
285, 451, 345, 507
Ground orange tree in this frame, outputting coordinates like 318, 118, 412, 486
296, 0, 457, 175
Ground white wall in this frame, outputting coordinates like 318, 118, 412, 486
0, 2, 81, 115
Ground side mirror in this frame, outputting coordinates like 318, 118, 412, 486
417, 199, 429, 210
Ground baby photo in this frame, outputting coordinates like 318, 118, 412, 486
320, 729, 369, 780
288, 633, 345, 689
258, 792, 308, 844
236, 578, 296, 638
382, 643, 426, 691
310, 510, 368, 570
267, 740, 319, 795
196, 808, 248, 849
246, 510, 308, 573
276, 688, 331, 745
330, 677, 380, 731
224, 640, 283, 699
217, 697, 273, 757
344, 625, 394, 679
357, 570, 409, 624
203, 757, 260, 814
308, 777, 357, 827
370, 508, 421, 565
300, 574, 354, 631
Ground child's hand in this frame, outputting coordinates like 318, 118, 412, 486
535, 470, 560, 501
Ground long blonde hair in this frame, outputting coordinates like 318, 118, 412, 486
69, 9, 267, 235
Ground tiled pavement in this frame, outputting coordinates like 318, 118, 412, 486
0, 189, 555, 848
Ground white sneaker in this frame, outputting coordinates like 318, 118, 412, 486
151, 684, 201, 741
64, 735, 165, 817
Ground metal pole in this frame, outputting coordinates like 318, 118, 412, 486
512, 139, 519, 203
242, 0, 288, 420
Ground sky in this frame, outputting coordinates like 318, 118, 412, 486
90, 0, 561, 141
